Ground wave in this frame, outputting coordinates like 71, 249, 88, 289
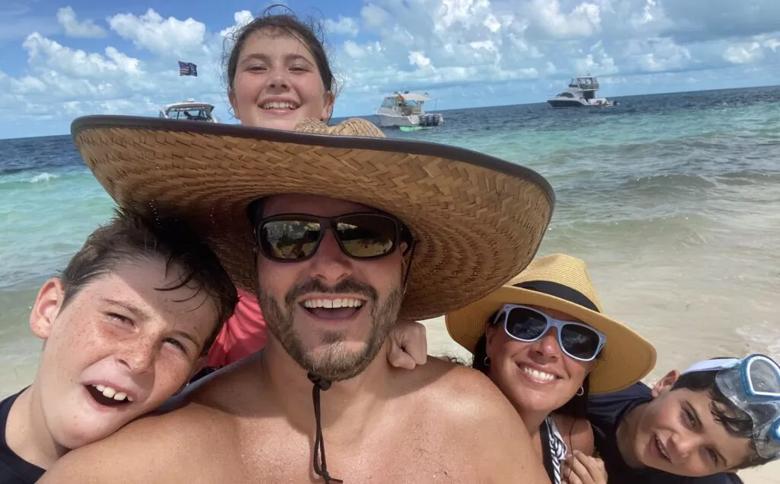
28, 172, 59, 183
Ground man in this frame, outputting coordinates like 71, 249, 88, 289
588, 354, 780, 483
44, 117, 556, 482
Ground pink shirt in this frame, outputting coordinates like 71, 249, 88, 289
206, 288, 268, 367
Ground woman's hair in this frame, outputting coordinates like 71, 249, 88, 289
224, 4, 335, 98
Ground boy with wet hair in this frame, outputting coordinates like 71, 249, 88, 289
0, 210, 238, 483
588, 353, 780, 483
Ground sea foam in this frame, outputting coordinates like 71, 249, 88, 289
28, 172, 58, 183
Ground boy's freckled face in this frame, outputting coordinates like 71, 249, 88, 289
32, 257, 218, 450
633, 387, 753, 476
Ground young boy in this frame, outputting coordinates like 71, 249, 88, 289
0, 210, 238, 483
588, 353, 780, 483
0, 210, 426, 483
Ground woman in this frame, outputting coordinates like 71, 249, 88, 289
446, 253, 656, 483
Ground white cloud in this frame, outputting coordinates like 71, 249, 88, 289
108, 9, 206, 58
576, 43, 618, 75
436, 0, 492, 31
633, 0, 658, 26
724, 42, 764, 64
325, 16, 359, 37
56, 6, 106, 38
343, 40, 383, 60
529, 0, 602, 38
219, 10, 253, 39
483, 13, 501, 33
408, 50, 432, 69
762, 37, 780, 52
23, 32, 142, 79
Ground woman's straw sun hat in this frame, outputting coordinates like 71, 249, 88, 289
446, 253, 656, 393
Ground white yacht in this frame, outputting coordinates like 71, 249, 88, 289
376, 91, 443, 128
159, 100, 218, 122
547, 76, 615, 108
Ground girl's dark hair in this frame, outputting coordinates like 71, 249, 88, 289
672, 370, 771, 469
61, 209, 238, 356
224, 5, 335, 96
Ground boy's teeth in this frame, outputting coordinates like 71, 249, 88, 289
91, 384, 131, 402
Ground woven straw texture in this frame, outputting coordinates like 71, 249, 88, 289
72, 116, 554, 320
446, 254, 656, 393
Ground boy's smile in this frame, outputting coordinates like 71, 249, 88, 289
627, 378, 753, 476
29, 257, 218, 451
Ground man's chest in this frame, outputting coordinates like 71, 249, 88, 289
229, 419, 475, 482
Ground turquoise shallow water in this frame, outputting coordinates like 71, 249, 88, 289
2, 86, 780, 396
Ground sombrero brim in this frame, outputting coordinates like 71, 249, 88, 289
71, 116, 554, 319
445, 286, 656, 393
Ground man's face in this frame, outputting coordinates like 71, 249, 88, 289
30, 257, 218, 450
255, 194, 406, 381
631, 371, 753, 476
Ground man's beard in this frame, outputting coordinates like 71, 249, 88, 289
258, 277, 403, 381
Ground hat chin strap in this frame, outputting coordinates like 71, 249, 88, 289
307, 373, 343, 483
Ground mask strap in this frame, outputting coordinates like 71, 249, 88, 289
308, 373, 343, 483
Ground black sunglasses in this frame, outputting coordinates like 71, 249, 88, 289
255, 212, 411, 262
493, 304, 606, 362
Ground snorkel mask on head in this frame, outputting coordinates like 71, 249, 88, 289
683, 354, 780, 459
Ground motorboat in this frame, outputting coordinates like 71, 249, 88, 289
159, 100, 218, 122
547, 76, 615, 108
376, 91, 443, 128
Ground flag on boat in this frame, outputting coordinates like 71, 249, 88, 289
178, 61, 197, 76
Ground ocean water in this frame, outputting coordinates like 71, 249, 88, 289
2, 86, 780, 398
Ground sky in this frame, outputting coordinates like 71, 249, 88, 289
2, 0, 780, 138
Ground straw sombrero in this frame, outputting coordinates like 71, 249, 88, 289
71, 116, 555, 319
446, 254, 656, 393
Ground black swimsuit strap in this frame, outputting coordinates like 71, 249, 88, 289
539, 420, 556, 482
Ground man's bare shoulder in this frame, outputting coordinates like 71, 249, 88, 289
389, 357, 550, 482
398, 357, 521, 424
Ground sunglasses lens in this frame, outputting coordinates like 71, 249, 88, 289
505, 307, 548, 340
260, 220, 321, 260
335, 214, 397, 258
560, 324, 601, 360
